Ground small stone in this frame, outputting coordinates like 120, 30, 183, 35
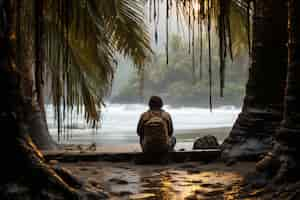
204, 189, 224, 196
108, 178, 129, 185
86, 143, 97, 151
193, 135, 220, 150
118, 191, 133, 196
184, 194, 198, 200
79, 167, 89, 171
187, 169, 201, 174
48, 160, 59, 165
225, 158, 237, 166
179, 164, 197, 169
200, 183, 214, 187
191, 180, 203, 184
88, 180, 101, 188
91, 170, 98, 175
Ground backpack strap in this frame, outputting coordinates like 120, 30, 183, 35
145, 110, 169, 124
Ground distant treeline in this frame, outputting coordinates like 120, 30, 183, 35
112, 35, 249, 107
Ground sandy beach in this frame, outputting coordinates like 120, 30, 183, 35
56, 161, 266, 200
60, 127, 232, 153
44, 126, 279, 200
175, 127, 232, 144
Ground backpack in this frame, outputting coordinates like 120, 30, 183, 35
142, 111, 169, 153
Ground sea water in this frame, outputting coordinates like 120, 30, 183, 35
46, 104, 240, 146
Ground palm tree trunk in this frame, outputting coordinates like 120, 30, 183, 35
275, 0, 300, 154
0, 0, 72, 196
18, 0, 57, 150
254, 0, 300, 185
222, 0, 288, 160
0, 1, 104, 199
28, 101, 58, 150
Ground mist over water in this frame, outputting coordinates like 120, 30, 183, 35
46, 104, 240, 145
43, 1, 246, 149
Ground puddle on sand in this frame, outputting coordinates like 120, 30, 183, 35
134, 170, 243, 200
63, 161, 266, 200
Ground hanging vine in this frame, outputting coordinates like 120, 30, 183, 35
39, 0, 152, 141
145, 0, 250, 110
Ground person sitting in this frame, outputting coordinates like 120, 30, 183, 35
137, 96, 176, 153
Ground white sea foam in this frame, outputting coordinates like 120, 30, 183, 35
46, 103, 240, 145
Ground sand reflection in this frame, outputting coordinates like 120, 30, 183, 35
63, 161, 257, 200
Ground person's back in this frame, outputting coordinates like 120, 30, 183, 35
137, 96, 176, 153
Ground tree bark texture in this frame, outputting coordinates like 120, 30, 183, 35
275, 0, 300, 151
0, 1, 105, 199
18, 0, 57, 150
222, 0, 288, 160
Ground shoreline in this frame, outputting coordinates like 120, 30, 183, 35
46, 127, 275, 199
58, 127, 231, 153
175, 127, 231, 139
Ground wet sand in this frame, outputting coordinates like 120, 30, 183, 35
51, 127, 274, 199
60, 161, 263, 200
60, 127, 232, 153
47, 127, 282, 199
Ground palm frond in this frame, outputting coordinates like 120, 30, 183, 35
42, 0, 151, 137
146, 0, 249, 105
90, 0, 153, 67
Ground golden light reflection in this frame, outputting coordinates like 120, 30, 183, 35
69, 162, 258, 200
139, 170, 243, 200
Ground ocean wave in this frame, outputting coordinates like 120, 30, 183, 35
46, 103, 240, 143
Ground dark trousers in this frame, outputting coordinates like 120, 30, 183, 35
169, 136, 176, 151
